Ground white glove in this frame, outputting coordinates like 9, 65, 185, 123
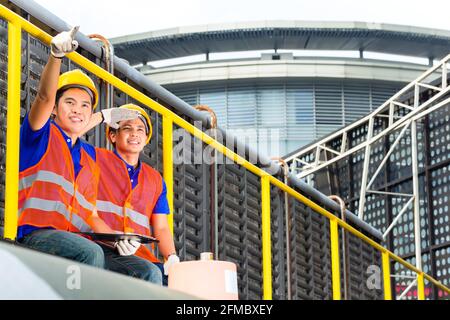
51, 26, 79, 58
163, 254, 180, 275
101, 108, 140, 129
115, 239, 140, 256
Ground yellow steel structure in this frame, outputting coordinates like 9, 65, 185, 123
261, 175, 273, 300
417, 273, 425, 300
382, 252, 392, 300
1, 4, 450, 300
3, 20, 21, 241
329, 218, 341, 300
163, 116, 174, 234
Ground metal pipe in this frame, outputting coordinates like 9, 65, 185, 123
88, 33, 114, 150
411, 120, 423, 271
358, 116, 374, 220
328, 195, 349, 300
382, 197, 414, 240
88, 34, 114, 110
194, 105, 218, 260
397, 278, 417, 300
272, 157, 291, 300
8, 0, 383, 241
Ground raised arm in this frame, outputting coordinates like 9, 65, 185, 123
28, 26, 79, 130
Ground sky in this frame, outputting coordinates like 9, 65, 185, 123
32, 0, 450, 39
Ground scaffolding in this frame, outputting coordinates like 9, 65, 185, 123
285, 53, 450, 300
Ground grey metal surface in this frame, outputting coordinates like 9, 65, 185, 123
108, 21, 450, 64
0, 241, 197, 299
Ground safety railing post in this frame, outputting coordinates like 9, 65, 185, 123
4, 21, 22, 241
261, 175, 272, 300
330, 218, 341, 300
163, 116, 174, 234
382, 252, 392, 300
417, 273, 425, 300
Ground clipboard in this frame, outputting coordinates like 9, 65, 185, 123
77, 232, 159, 244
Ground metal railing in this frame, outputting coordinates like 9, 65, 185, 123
1, 4, 449, 300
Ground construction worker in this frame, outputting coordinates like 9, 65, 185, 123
93, 104, 180, 285
17, 27, 138, 268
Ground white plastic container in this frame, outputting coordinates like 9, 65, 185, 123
168, 252, 239, 300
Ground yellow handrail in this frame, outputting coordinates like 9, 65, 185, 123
1, 4, 449, 300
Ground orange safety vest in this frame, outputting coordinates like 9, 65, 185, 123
95, 148, 164, 263
18, 124, 99, 232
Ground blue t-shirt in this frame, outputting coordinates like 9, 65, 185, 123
18, 114, 96, 239
112, 150, 169, 215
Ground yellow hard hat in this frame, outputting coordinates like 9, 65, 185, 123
57, 69, 99, 109
106, 104, 153, 145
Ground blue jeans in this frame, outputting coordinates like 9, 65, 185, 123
99, 244, 163, 285
18, 229, 105, 268
154, 263, 168, 286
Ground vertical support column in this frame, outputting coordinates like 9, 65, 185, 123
261, 175, 272, 300
4, 22, 22, 240
417, 272, 425, 300
411, 120, 424, 296
330, 218, 341, 300
358, 116, 374, 219
163, 116, 174, 234
382, 252, 392, 300
442, 62, 447, 89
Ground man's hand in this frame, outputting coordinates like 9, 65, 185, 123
51, 26, 79, 58
163, 254, 180, 275
115, 239, 141, 256
101, 108, 140, 129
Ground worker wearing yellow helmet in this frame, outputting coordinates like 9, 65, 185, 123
92, 104, 180, 285
17, 27, 139, 270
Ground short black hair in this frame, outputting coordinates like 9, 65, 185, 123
55, 86, 95, 108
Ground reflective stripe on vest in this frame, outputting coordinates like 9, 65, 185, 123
19, 197, 92, 232
18, 123, 98, 232
96, 200, 150, 230
19, 170, 94, 212
95, 149, 163, 263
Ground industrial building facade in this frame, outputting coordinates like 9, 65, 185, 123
110, 21, 450, 156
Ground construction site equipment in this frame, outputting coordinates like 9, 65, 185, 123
0, 1, 449, 300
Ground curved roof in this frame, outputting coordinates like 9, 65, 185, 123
110, 21, 450, 65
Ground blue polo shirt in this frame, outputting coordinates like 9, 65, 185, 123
112, 150, 169, 215
18, 113, 97, 239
